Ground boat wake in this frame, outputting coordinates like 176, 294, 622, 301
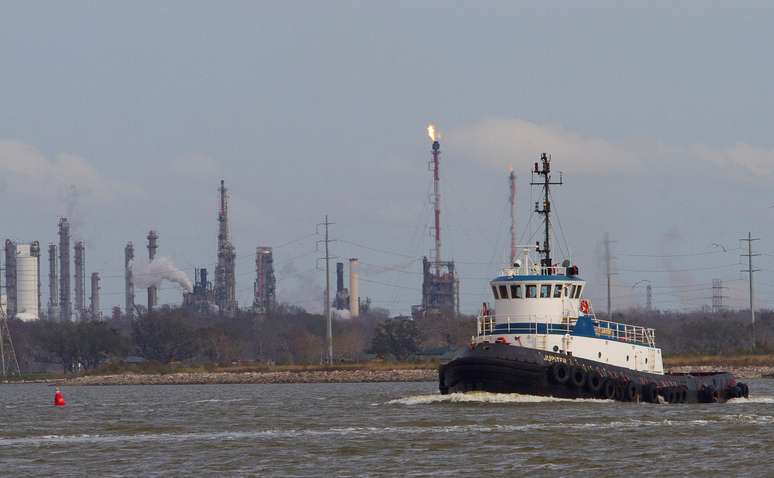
388, 392, 613, 405
727, 396, 774, 404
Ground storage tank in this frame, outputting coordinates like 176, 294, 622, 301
15, 243, 40, 321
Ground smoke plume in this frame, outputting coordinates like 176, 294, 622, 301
131, 256, 193, 293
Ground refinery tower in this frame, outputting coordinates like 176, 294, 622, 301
413, 125, 459, 319
214, 180, 237, 315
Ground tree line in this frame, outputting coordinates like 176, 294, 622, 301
6, 305, 774, 374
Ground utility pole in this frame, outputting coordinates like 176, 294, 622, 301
317, 216, 335, 365
741, 232, 760, 351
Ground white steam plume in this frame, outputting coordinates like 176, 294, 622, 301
130, 256, 193, 293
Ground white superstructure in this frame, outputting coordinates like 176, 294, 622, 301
15, 243, 40, 321
475, 247, 664, 374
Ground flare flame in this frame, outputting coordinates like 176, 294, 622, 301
427, 124, 438, 142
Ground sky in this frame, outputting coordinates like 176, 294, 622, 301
2, 1, 774, 316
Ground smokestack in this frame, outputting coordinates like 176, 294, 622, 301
4, 240, 17, 318
147, 231, 158, 312
48, 243, 59, 320
90, 272, 101, 320
58, 218, 71, 321
31, 241, 41, 318
349, 258, 359, 318
74, 241, 85, 321
125, 242, 134, 318
336, 262, 344, 294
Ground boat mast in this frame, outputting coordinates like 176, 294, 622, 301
530, 153, 562, 268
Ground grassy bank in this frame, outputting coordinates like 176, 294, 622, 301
664, 354, 774, 367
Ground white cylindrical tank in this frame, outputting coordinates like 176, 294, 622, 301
15, 243, 40, 321
349, 258, 359, 318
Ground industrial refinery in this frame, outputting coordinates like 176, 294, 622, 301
412, 125, 460, 320
1, 128, 468, 324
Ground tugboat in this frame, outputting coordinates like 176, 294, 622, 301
439, 153, 749, 403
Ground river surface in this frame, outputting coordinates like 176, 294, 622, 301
2, 380, 774, 476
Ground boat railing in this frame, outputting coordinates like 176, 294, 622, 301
499, 265, 568, 277
477, 314, 656, 348
476, 314, 562, 336
590, 317, 656, 347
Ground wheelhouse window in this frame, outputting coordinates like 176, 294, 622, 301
540, 284, 551, 298
491, 285, 499, 300
553, 284, 563, 298
499, 285, 509, 299
574, 285, 583, 299
510, 284, 522, 299
526, 284, 537, 298
570, 284, 577, 299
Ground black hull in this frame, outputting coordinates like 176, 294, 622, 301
439, 343, 749, 403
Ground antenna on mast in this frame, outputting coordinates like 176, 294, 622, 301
530, 153, 563, 268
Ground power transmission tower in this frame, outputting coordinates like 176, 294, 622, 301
0, 297, 21, 380
317, 216, 335, 365
603, 233, 617, 319
711, 279, 727, 313
741, 232, 760, 351
646, 283, 653, 311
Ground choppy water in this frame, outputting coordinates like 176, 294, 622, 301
2, 380, 774, 476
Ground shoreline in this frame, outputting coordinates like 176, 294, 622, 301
61, 368, 438, 386
7, 363, 774, 386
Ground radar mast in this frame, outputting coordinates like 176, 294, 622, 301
530, 153, 563, 268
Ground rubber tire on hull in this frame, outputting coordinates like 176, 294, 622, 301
614, 381, 630, 401
571, 367, 586, 388
702, 386, 719, 403
738, 383, 750, 398
674, 387, 687, 403
642, 384, 658, 403
600, 379, 616, 400
624, 382, 642, 402
586, 371, 604, 394
551, 363, 570, 385
660, 388, 673, 403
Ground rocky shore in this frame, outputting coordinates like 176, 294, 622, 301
665, 365, 774, 379
64, 368, 438, 386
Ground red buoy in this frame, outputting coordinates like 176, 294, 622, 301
53, 388, 66, 407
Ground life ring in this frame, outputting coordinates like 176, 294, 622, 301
550, 363, 570, 385
579, 299, 590, 314
570, 367, 587, 388
586, 371, 604, 394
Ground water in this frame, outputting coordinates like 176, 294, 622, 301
2, 380, 774, 476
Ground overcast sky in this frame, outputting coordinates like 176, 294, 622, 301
2, 1, 774, 316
